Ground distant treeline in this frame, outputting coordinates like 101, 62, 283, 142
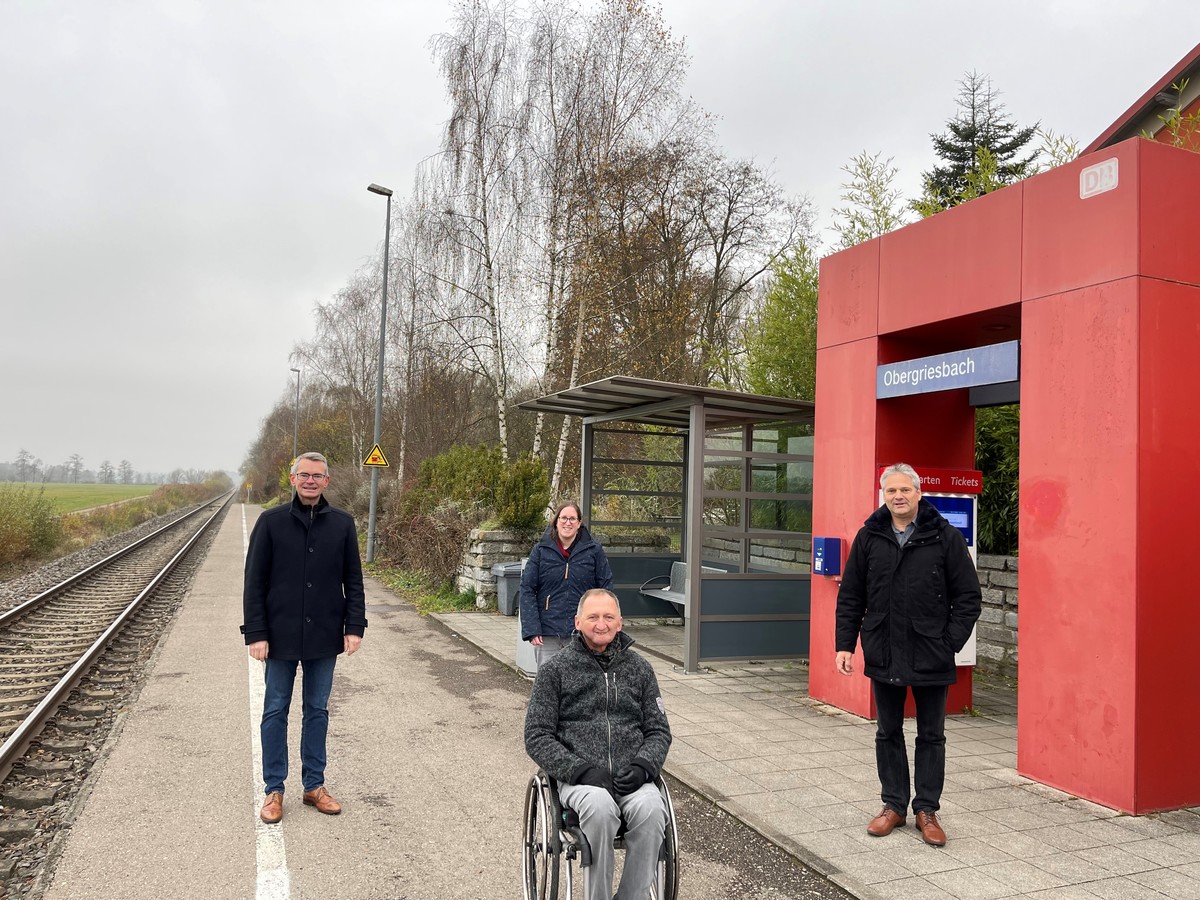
1, 449, 221, 486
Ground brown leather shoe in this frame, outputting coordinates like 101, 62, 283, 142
260, 792, 283, 824
303, 786, 342, 815
915, 810, 947, 846
866, 806, 905, 836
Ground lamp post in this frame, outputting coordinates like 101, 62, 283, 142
365, 182, 392, 564
290, 367, 301, 461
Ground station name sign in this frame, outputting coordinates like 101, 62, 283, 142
877, 340, 1019, 399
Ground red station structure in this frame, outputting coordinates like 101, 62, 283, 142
809, 44, 1200, 814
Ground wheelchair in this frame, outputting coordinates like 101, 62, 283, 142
521, 769, 679, 900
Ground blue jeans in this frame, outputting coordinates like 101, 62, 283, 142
872, 680, 948, 816
261, 656, 337, 795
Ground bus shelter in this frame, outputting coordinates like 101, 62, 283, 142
519, 376, 815, 673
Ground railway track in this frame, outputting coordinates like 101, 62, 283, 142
0, 492, 233, 895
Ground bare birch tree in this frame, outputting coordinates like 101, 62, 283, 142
239, 1, 818, 509
291, 270, 382, 467
431, 0, 530, 461
541, 0, 695, 497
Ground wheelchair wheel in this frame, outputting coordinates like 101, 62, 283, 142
651, 776, 680, 900
522, 772, 560, 900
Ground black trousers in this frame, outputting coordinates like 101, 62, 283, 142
872, 680, 949, 816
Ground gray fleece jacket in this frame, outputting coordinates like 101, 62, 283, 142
524, 631, 672, 785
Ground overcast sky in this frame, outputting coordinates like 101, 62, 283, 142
2, 2, 1196, 477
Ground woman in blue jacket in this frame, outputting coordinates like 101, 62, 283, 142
519, 500, 614, 669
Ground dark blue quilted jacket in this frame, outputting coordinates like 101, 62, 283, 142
518, 523, 613, 640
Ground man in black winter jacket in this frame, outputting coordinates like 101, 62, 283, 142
835, 463, 981, 847
525, 589, 672, 900
242, 451, 367, 824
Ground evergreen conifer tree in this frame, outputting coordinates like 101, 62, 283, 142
915, 71, 1039, 214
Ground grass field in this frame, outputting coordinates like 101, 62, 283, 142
10, 482, 159, 513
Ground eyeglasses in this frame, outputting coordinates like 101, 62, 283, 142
558, 516, 579, 523
294, 473, 328, 482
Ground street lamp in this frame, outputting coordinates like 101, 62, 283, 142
365, 182, 393, 564
290, 367, 301, 461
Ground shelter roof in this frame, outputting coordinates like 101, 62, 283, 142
1084, 42, 1200, 154
518, 376, 814, 431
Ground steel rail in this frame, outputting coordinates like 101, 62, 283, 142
0, 492, 230, 629
0, 491, 234, 783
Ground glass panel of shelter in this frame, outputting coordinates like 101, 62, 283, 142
586, 422, 812, 575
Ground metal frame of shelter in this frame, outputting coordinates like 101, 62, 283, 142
518, 376, 816, 673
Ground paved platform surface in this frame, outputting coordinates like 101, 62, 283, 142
39, 504, 537, 900
33, 506, 838, 900
438, 613, 1200, 900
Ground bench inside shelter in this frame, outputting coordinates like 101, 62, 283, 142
638, 561, 723, 618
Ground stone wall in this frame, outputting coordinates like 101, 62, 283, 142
456, 528, 538, 608
702, 536, 813, 573
458, 528, 670, 609
975, 554, 1018, 678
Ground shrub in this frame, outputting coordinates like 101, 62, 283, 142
418, 444, 504, 514
380, 502, 473, 590
61, 482, 227, 552
373, 445, 545, 582
496, 455, 550, 529
0, 485, 62, 566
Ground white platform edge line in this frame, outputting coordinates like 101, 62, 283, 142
243, 504, 291, 898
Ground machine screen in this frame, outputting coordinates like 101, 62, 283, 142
925, 495, 974, 546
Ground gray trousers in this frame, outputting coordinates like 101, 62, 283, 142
533, 634, 570, 670
558, 781, 666, 900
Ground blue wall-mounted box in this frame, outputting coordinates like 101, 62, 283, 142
812, 537, 842, 576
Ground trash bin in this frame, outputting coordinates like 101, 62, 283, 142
491, 560, 524, 616
515, 609, 538, 679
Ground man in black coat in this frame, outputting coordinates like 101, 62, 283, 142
242, 451, 367, 824
835, 463, 981, 847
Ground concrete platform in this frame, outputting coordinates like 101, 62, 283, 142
35, 506, 841, 900
438, 615, 1200, 900
33, 504, 1200, 899
39, 504, 537, 900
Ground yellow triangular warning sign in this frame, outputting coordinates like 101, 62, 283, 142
363, 444, 389, 467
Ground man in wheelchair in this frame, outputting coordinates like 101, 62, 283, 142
525, 588, 673, 900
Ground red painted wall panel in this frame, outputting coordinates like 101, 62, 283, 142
876, 391, 976, 470
1138, 140, 1200, 288
877, 185, 1023, 335
1022, 140, 1139, 303
817, 239, 879, 350
1018, 282, 1140, 811
810, 338, 879, 717
1135, 279, 1200, 811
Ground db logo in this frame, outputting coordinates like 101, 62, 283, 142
1079, 158, 1119, 199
